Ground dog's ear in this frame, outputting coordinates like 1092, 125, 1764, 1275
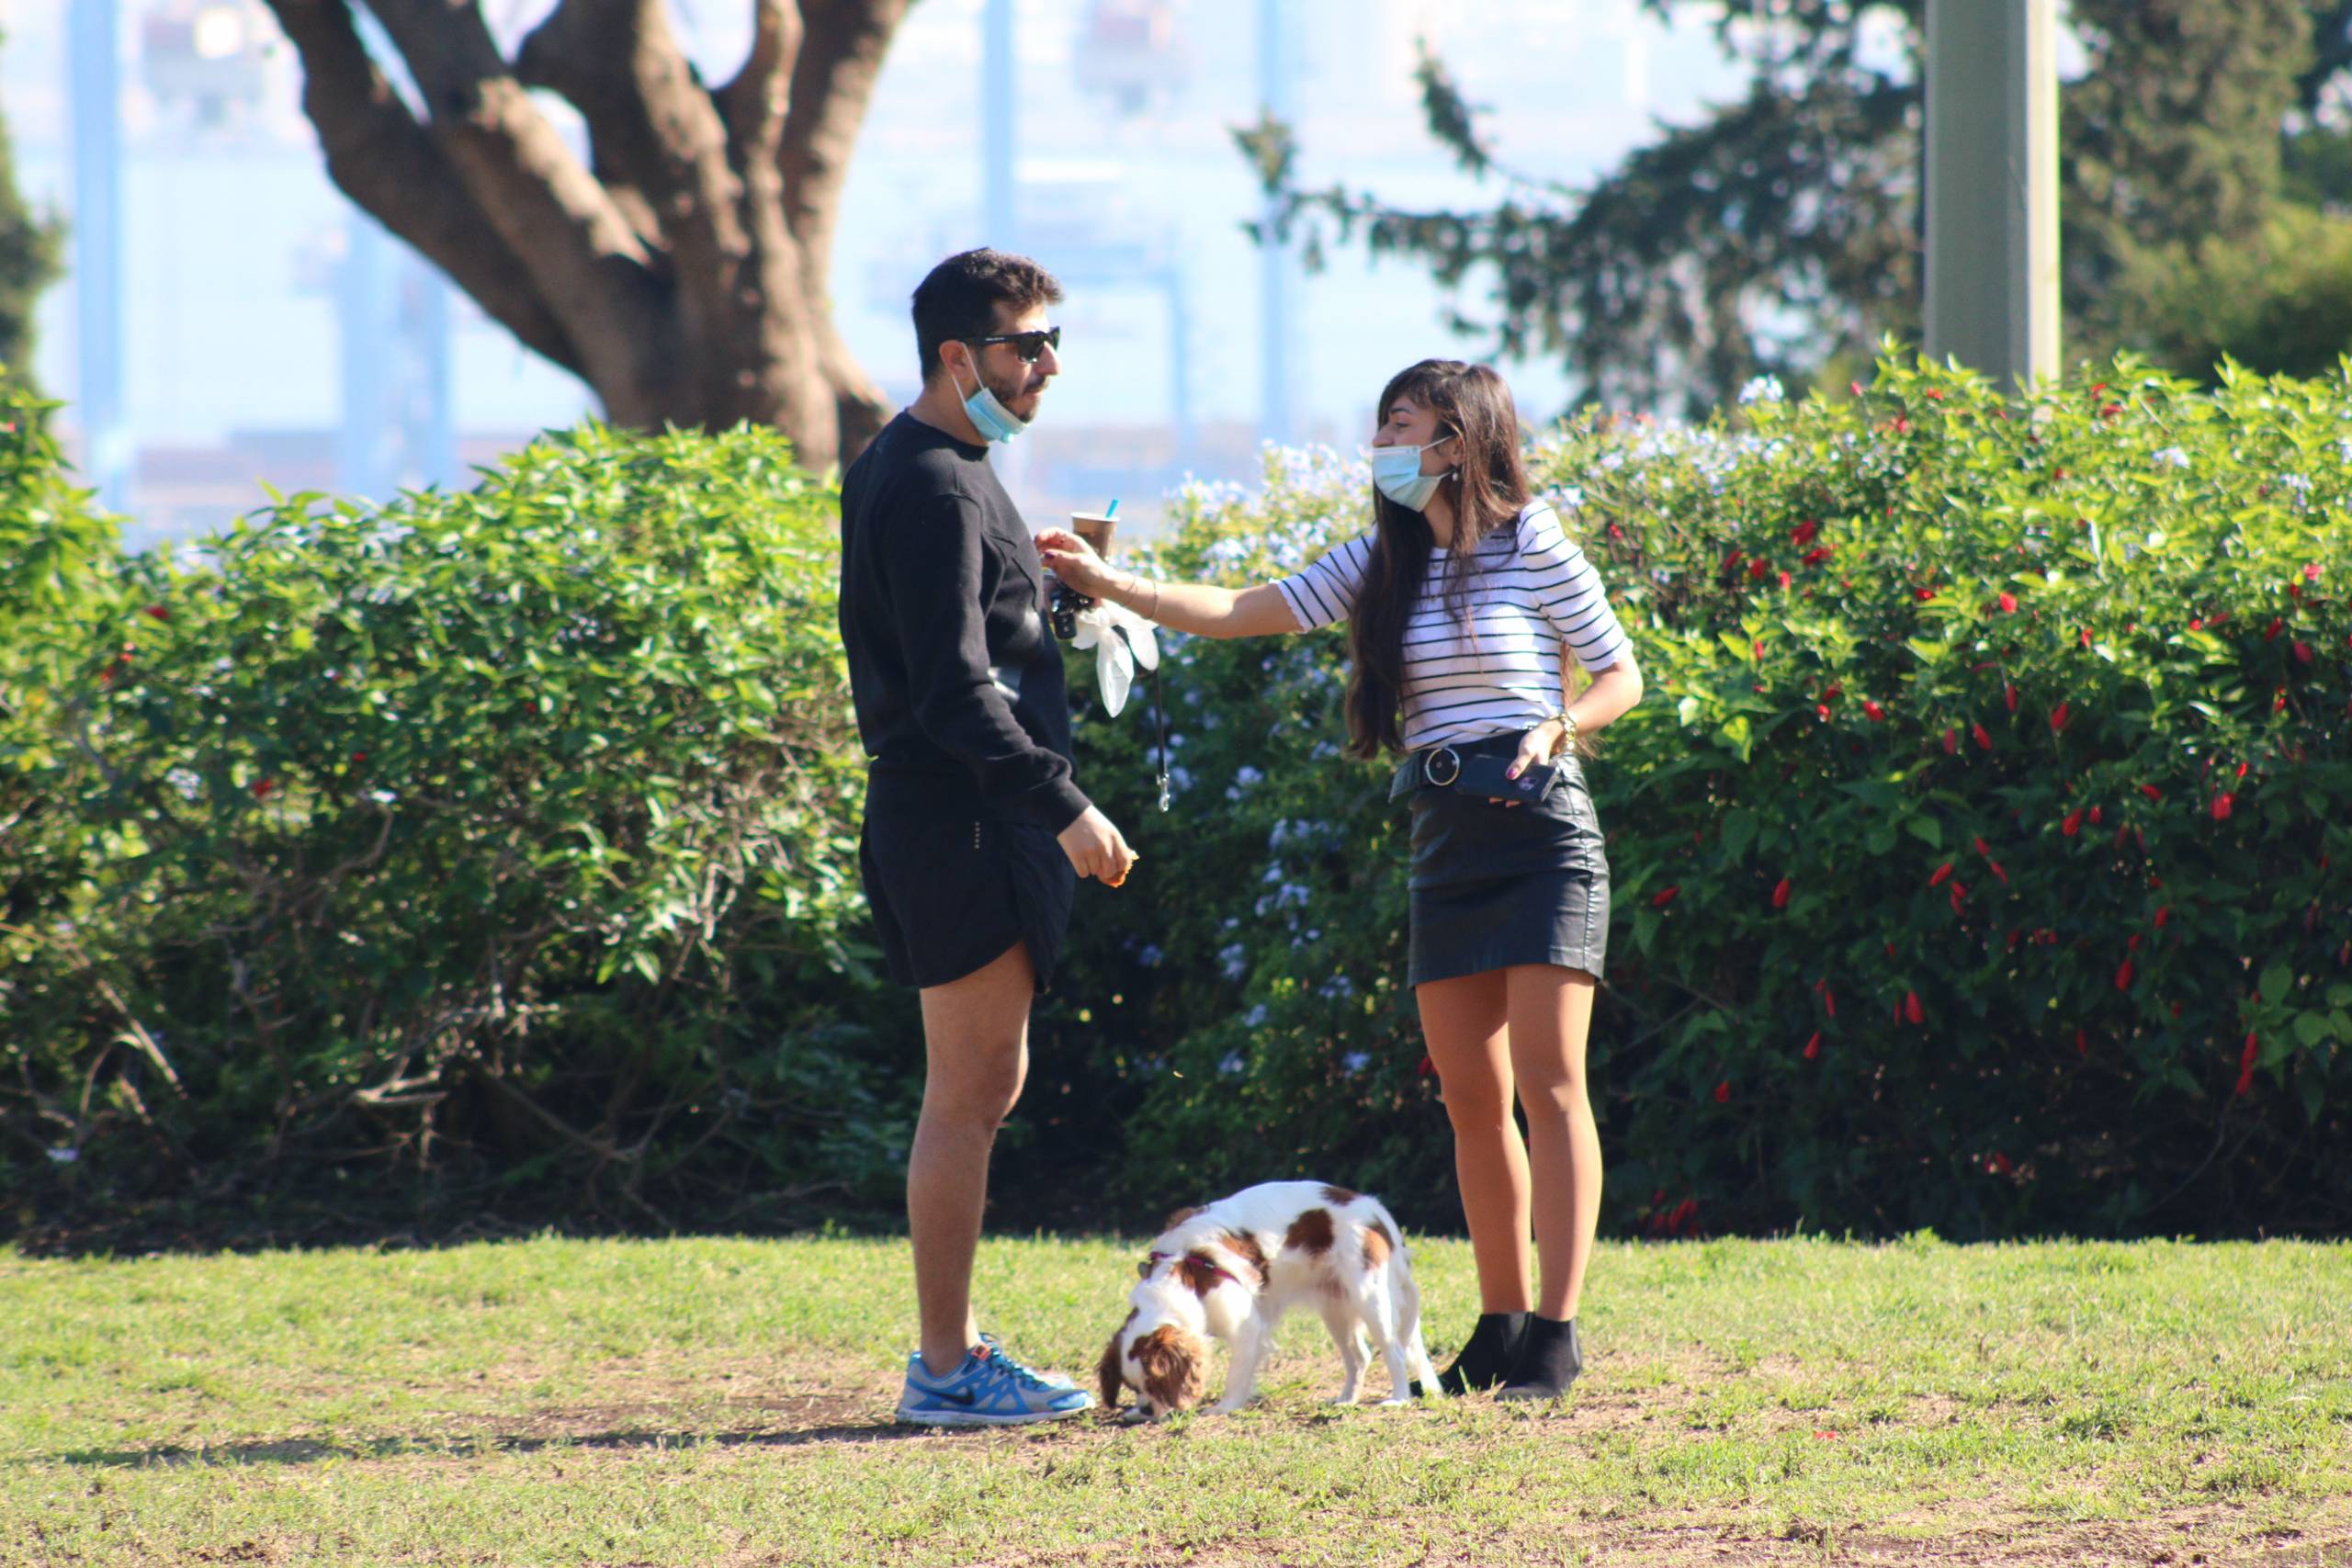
1135, 1325, 1204, 1413
1097, 1330, 1126, 1411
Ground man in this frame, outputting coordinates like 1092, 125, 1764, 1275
838, 248, 1137, 1426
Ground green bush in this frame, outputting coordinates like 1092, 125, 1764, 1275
1, 423, 910, 1235
1045, 353, 2351, 1239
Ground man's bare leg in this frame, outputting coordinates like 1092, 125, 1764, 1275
909, 942, 1035, 1377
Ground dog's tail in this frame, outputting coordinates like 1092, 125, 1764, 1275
1367, 1196, 1438, 1389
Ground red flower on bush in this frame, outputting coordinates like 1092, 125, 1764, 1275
1779, 570, 1792, 590
1803, 1032, 1822, 1061
2266, 617, 2285, 642
1973, 722, 1994, 750
1772, 877, 1792, 910
1651, 886, 1680, 908
2049, 702, 2071, 734
1990, 1151, 2016, 1177
1862, 699, 1886, 722
1815, 703, 1832, 722
2234, 1032, 2259, 1096
1929, 862, 1955, 887
253, 778, 277, 801
1804, 546, 1834, 567
2062, 808, 2083, 837
1997, 592, 2018, 614
2305, 562, 2323, 582
1792, 520, 1821, 545
1915, 587, 1937, 603
2003, 682, 2018, 713
2075, 1028, 2089, 1059
144, 604, 170, 622
2089, 806, 2102, 826
2154, 906, 2171, 929
2139, 784, 2163, 802
2294, 640, 2315, 666
1942, 728, 1959, 754
2211, 793, 2235, 821
1904, 990, 1925, 1026
1750, 558, 1770, 581
1714, 1080, 1731, 1103
1416, 1055, 1436, 1077
2114, 958, 2135, 991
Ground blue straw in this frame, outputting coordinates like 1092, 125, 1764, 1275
1105, 498, 1120, 519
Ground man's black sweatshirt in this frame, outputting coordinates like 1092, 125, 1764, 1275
838, 411, 1091, 832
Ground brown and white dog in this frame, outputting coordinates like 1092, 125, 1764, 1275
1098, 1180, 1438, 1418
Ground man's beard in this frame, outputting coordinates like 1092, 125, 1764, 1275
989, 366, 1044, 413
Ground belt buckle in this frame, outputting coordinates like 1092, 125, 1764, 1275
1421, 746, 1461, 788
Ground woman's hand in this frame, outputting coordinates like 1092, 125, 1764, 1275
1035, 529, 1121, 598
1507, 720, 1567, 781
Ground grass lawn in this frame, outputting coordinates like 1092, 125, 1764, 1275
4, 1230, 2349, 1566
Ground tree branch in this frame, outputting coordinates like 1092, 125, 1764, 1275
351, 0, 667, 414
779, 0, 910, 299
257, 0, 579, 372
513, 0, 751, 297
721, 0, 803, 171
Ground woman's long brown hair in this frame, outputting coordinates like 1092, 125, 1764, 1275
1343, 360, 1532, 759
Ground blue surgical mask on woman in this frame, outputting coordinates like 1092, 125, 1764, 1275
1367, 437, 1453, 512
952, 356, 1028, 444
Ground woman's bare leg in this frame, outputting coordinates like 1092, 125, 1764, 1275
1505, 964, 1602, 1320
1417, 970, 1532, 1314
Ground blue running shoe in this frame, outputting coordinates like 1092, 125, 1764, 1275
896, 1342, 1094, 1427
979, 1332, 1078, 1391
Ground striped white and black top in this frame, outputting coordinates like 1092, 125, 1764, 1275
1272, 502, 1631, 751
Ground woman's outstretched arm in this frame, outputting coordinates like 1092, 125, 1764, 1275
1035, 529, 1303, 640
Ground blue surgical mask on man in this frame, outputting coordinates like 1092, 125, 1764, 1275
952, 354, 1028, 444
1367, 437, 1453, 512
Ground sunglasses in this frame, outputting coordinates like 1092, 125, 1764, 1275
964, 326, 1061, 364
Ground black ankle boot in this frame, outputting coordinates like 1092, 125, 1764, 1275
1496, 1314, 1583, 1401
1416, 1311, 1530, 1397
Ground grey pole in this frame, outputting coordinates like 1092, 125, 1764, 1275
1923, 0, 2060, 388
1256, 0, 1295, 445
69, 0, 130, 513
983, 0, 1015, 247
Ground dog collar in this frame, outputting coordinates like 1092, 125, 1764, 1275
1146, 1247, 1253, 1292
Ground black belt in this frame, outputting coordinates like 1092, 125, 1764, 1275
1386, 734, 1522, 802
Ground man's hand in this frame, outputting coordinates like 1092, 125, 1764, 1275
1057, 805, 1139, 886
1035, 529, 1119, 598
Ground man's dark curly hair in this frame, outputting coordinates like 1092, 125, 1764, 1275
911, 248, 1064, 382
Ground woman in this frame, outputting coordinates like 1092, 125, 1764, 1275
1037, 359, 1643, 1400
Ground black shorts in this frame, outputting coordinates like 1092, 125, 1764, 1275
859, 801, 1076, 993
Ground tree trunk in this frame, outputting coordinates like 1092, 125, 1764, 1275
259, 0, 911, 472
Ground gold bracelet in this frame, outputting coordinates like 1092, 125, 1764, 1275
1551, 709, 1579, 758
